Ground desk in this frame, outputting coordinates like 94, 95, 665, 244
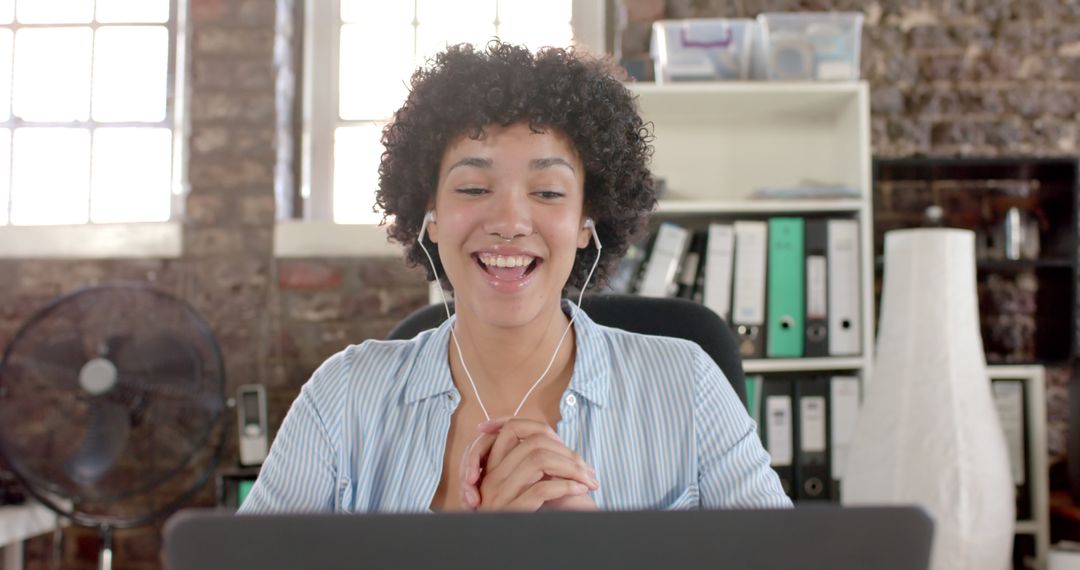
0, 503, 59, 570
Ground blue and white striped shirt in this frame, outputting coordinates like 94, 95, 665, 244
240, 300, 792, 513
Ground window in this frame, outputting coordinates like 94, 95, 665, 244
0, 0, 183, 227
303, 0, 604, 225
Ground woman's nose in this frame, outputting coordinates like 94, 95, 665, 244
484, 191, 532, 239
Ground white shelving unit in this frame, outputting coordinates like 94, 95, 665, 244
629, 81, 875, 382
987, 365, 1049, 570
656, 199, 864, 215
742, 356, 867, 374
630, 83, 1047, 568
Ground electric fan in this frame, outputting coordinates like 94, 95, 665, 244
0, 283, 227, 569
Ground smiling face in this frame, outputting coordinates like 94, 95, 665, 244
425, 122, 591, 330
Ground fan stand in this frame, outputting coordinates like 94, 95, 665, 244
98, 524, 113, 570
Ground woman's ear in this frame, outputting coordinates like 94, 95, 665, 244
425, 210, 438, 244
577, 217, 593, 249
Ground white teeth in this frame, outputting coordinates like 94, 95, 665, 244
479, 254, 535, 268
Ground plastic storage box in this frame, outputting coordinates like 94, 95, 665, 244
757, 12, 864, 81
650, 19, 755, 82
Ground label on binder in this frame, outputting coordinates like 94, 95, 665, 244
800, 395, 827, 453
807, 256, 826, 320
766, 395, 793, 466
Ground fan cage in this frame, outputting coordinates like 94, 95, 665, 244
0, 283, 229, 528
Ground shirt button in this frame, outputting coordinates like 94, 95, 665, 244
565, 394, 577, 406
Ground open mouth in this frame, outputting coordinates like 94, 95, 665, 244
473, 253, 541, 282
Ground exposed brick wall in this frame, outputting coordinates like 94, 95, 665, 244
619, 0, 1078, 481
3, 0, 427, 568
6, 0, 1080, 566
622, 0, 1080, 158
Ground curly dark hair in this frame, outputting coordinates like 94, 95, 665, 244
375, 41, 656, 290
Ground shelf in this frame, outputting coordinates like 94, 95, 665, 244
1014, 520, 1039, 535
873, 157, 1079, 367
986, 366, 1049, 569
627, 81, 869, 204
743, 357, 866, 374
977, 259, 1074, 270
656, 199, 864, 215
0, 502, 60, 546
633, 79, 876, 513
873, 256, 1074, 271
628, 81, 865, 122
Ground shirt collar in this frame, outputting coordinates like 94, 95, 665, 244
563, 299, 611, 408
401, 299, 612, 408
402, 315, 456, 405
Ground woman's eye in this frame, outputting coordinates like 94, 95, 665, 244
456, 187, 487, 196
534, 190, 565, 200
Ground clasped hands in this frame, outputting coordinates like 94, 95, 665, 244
458, 417, 600, 511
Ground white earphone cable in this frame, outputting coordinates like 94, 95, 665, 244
417, 215, 601, 421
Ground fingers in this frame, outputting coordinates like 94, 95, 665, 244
463, 417, 555, 484
459, 417, 563, 509
483, 479, 590, 512
487, 435, 598, 493
460, 431, 497, 486
480, 440, 598, 509
485, 417, 562, 470
458, 432, 497, 510
462, 417, 597, 511
476, 417, 511, 434
542, 493, 600, 511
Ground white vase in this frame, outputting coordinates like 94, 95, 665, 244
842, 228, 1014, 570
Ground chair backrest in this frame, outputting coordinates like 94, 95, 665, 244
385, 294, 746, 405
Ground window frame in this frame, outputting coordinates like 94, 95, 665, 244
0, 0, 189, 258
295, 0, 606, 248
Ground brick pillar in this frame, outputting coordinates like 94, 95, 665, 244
186, 0, 280, 393
14, 1, 291, 568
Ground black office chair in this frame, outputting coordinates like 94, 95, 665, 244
386, 294, 746, 405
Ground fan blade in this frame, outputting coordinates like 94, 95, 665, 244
63, 399, 131, 487
10, 337, 88, 390
108, 333, 198, 388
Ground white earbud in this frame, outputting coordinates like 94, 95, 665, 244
415, 209, 602, 423
583, 217, 601, 251
419, 210, 436, 243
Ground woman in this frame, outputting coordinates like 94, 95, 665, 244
240, 42, 791, 513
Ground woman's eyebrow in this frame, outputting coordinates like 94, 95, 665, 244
446, 156, 493, 173
529, 157, 576, 173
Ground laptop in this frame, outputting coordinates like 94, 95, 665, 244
164, 506, 933, 570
